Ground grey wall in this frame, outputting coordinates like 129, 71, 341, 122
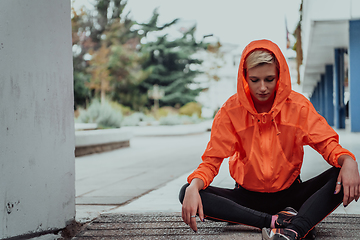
0, 0, 75, 238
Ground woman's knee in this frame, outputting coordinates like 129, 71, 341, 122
179, 183, 190, 204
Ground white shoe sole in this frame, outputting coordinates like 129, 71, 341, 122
262, 228, 272, 240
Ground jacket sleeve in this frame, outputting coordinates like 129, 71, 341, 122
187, 107, 238, 189
301, 101, 356, 167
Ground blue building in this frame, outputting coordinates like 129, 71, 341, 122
300, 0, 360, 132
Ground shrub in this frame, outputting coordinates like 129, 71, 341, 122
109, 101, 133, 116
155, 106, 178, 119
189, 113, 202, 124
158, 113, 201, 125
157, 107, 171, 118
77, 100, 123, 128
158, 114, 183, 125
179, 102, 202, 118
122, 112, 156, 126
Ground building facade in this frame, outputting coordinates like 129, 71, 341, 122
300, 0, 360, 132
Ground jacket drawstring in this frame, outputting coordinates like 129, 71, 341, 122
271, 111, 281, 135
252, 112, 281, 135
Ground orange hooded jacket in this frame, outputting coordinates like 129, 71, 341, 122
188, 39, 356, 193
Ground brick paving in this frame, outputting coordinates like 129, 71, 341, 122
73, 213, 360, 239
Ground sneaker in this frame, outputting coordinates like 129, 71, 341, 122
262, 228, 299, 240
274, 207, 298, 228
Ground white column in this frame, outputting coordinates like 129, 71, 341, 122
0, 0, 75, 238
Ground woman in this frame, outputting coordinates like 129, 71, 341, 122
179, 39, 360, 240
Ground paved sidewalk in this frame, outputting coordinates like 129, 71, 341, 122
75, 130, 213, 222
103, 127, 360, 216
73, 125, 360, 239
73, 213, 360, 239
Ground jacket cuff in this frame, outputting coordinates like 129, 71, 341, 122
187, 173, 209, 190
336, 152, 356, 167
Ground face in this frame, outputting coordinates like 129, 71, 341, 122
246, 63, 278, 106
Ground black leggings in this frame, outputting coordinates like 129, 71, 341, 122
179, 167, 343, 238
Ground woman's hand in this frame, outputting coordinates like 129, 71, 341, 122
335, 155, 360, 206
181, 178, 205, 232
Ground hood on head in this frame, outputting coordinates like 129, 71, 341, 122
237, 39, 292, 115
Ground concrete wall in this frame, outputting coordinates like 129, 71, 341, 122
0, 1, 75, 239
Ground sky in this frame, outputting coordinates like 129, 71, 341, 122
72, 0, 302, 54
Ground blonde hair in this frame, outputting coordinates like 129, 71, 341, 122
244, 50, 279, 75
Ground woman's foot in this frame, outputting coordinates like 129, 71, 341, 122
272, 207, 298, 228
262, 227, 299, 240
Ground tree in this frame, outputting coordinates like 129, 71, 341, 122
203, 40, 225, 82
87, 43, 111, 103
139, 10, 207, 108
73, 71, 91, 109
106, 24, 151, 110
72, 6, 93, 109
71, 0, 148, 109
72, 3, 209, 111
